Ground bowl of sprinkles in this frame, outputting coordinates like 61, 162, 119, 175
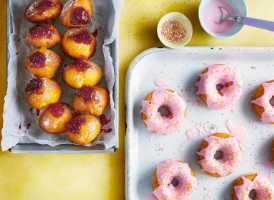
157, 12, 193, 48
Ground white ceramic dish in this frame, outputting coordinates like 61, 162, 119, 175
126, 47, 274, 200
157, 12, 193, 48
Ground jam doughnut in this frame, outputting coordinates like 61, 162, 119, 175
24, 48, 62, 78
152, 160, 197, 199
63, 59, 103, 89
39, 102, 74, 134
26, 23, 61, 48
61, 28, 96, 59
60, 0, 92, 28
73, 86, 110, 116
232, 173, 274, 200
252, 80, 274, 124
24, 0, 63, 23
140, 88, 187, 135
197, 133, 242, 177
66, 115, 101, 145
25, 78, 62, 109
196, 64, 243, 110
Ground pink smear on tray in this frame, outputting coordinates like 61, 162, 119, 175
154, 79, 169, 87
203, 1, 234, 33
146, 194, 157, 200
147, 132, 154, 143
264, 160, 274, 168
193, 99, 200, 106
225, 119, 248, 143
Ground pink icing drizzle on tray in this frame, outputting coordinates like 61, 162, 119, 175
197, 135, 242, 177
225, 119, 248, 143
153, 160, 197, 200
154, 79, 169, 87
234, 173, 274, 200
252, 82, 274, 124
196, 64, 243, 110
141, 88, 186, 134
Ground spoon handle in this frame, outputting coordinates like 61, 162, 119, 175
242, 17, 274, 32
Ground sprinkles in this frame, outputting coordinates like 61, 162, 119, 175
161, 19, 187, 43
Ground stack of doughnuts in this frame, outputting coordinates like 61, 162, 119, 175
23, 0, 110, 145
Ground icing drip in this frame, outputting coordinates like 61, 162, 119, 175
196, 65, 243, 110
252, 82, 274, 124
153, 160, 197, 200
234, 173, 274, 200
154, 79, 169, 87
141, 88, 186, 134
225, 119, 248, 143
197, 136, 242, 177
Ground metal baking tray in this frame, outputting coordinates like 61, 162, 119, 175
126, 47, 274, 199
6, 1, 119, 154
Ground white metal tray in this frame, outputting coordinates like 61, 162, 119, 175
126, 47, 274, 200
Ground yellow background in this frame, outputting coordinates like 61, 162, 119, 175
1, 0, 274, 199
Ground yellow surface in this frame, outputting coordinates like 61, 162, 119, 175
1, 0, 274, 199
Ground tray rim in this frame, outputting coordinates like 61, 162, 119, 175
5, 0, 119, 154
125, 46, 274, 199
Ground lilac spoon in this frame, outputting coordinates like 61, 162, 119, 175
216, 7, 274, 32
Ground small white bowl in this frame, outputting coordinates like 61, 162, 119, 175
157, 12, 193, 48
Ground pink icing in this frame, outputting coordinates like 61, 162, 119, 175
234, 173, 274, 199
154, 79, 169, 87
252, 82, 274, 124
197, 135, 242, 177
147, 132, 154, 143
193, 100, 200, 106
265, 160, 274, 168
141, 88, 186, 134
196, 65, 243, 110
153, 160, 197, 200
185, 129, 196, 141
146, 194, 157, 200
225, 119, 248, 143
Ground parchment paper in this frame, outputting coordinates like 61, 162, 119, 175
1, 0, 123, 151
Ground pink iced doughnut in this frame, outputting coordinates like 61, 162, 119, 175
152, 160, 197, 200
140, 88, 186, 134
196, 64, 243, 110
232, 173, 274, 200
197, 133, 242, 177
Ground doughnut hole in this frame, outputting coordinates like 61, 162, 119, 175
269, 96, 274, 106
168, 176, 183, 192
249, 189, 256, 199
214, 150, 223, 160
158, 106, 173, 119
216, 81, 233, 96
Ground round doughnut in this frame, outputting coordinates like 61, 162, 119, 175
140, 88, 187, 135
24, 0, 63, 23
66, 115, 101, 145
232, 173, 274, 200
195, 64, 243, 110
152, 160, 197, 199
252, 80, 274, 124
62, 59, 103, 89
26, 23, 61, 48
39, 102, 74, 134
61, 28, 96, 59
25, 78, 62, 109
60, 0, 92, 28
197, 133, 242, 177
73, 85, 110, 116
24, 48, 62, 78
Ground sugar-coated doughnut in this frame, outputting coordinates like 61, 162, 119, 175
140, 88, 187, 135
25, 78, 62, 109
66, 115, 101, 145
232, 173, 274, 200
197, 133, 242, 177
252, 80, 274, 124
39, 102, 74, 134
26, 23, 61, 48
73, 85, 110, 116
60, 0, 92, 28
24, 48, 62, 78
24, 0, 63, 23
62, 59, 103, 89
196, 64, 243, 110
61, 28, 96, 59
152, 160, 197, 200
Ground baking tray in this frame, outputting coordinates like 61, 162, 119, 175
6, 1, 119, 154
126, 47, 274, 199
